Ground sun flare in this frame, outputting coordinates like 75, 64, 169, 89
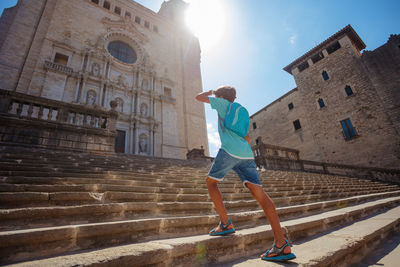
185, 0, 226, 49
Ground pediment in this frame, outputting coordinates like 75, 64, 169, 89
101, 17, 149, 44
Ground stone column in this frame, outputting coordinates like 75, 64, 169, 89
150, 93, 154, 118
152, 130, 156, 156
74, 78, 81, 103
86, 54, 91, 73
136, 89, 141, 115
129, 119, 135, 154
79, 74, 88, 104
134, 121, 139, 154
149, 122, 154, 156
99, 80, 105, 106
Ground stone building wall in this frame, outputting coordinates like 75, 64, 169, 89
0, 0, 209, 159
250, 26, 400, 169
250, 88, 324, 161
361, 35, 400, 136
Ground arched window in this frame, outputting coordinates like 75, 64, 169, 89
107, 41, 137, 64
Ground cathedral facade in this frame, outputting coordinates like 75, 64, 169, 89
250, 25, 400, 169
0, 0, 209, 159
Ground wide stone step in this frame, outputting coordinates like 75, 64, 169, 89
1, 184, 397, 209
0, 154, 210, 171
1, 191, 399, 231
217, 207, 400, 267
0, 180, 394, 198
2, 184, 394, 209
0, 161, 369, 179
3, 197, 399, 266
0, 165, 381, 187
0, 167, 377, 186
0, 161, 383, 184
1, 175, 390, 194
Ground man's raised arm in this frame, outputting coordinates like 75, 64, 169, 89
195, 90, 214, 103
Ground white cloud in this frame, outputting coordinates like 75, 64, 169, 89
289, 34, 297, 45
207, 123, 221, 156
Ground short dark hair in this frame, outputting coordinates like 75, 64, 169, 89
215, 86, 236, 103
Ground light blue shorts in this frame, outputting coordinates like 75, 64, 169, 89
208, 149, 261, 187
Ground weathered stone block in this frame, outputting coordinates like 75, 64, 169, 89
59, 140, 73, 148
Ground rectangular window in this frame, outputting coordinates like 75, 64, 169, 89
144, 21, 150, 28
288, 103, 294, 110
341, 118, 358, 140
164, 87, 172, 97
318, 98, 325, 108
114, 6, 121, 15
91, 0, 99, 4
293, 119, 301, 131
345, 85, 354, 96
125, 12, 131, 19
327, 41, 341, 54
311, 52, 324, 63
54, 53, 69, 66
297, 61, 309, 72
253, 122, 257, 130
135, 16, 141, 24
153, 25, 158, 33
322, 71, 329, 81
103, 1, 110, 10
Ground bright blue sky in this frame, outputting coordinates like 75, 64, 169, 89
1, 0, 399, 156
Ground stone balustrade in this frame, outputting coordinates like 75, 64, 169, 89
0, 89, 118, 152
252, 142, 400, 184
44, 60, 74, 76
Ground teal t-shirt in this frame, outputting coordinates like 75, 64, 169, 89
209, 97, 254, 159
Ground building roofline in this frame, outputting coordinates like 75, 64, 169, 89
283, 24, 366, 74
250, 88, 298, 119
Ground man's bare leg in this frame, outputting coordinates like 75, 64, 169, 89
245, 182, 291, 256
206, 177, 234, 231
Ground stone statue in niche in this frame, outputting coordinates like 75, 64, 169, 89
91, 63, 100, 76
115, 98, 123, 113
86, 90, 96, 105
140, 103, 148, 117
117, 74, 127, 88
139, 134, 148, 153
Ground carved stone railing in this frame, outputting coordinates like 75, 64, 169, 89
252, 143, 300, 169
252, 143, 400, 184
44, 60, 74, 76
186, 146, 214, 162
0, 89, 118, 152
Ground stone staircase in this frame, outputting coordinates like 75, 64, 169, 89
0, 146, 399, 266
